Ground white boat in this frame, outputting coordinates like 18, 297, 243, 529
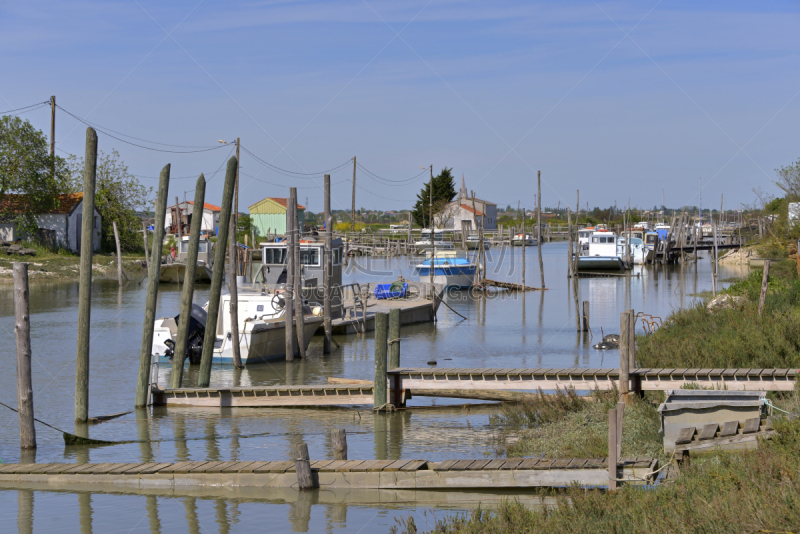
576, 230, 627, 271
616, 236, 649, 265
159, 235, 213, 284
415, 229, 455, 253
511, 233, 537, 246
465, 233, 490, 250
412, 251, 478, 288
152, 237, 343, 366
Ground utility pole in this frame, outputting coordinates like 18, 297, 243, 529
429, 164, 435, 306
50, 96, 56, 158
235, 137, 240, 259
351, 156, 357, 232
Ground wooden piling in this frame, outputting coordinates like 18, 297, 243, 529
388, 308, 400, 370
141, 221, 150, 269
171, 176, 206, 388
713, 220, 720, 293
331, 429, 347, 461
14, 263, 36, 449
197, 157, 237, 388
619, 311, 630, 399
293, 443, 315, 490
608, 408, 618, 490
582, 301, 589, 332
615, 402, 624, 459
521, 200, 526, 287
537, 171, 545, 289
374, 312, 388, 408
567, 208, 573, 278
228, 216, 243, 368
174, 196, 182, 240
292, 190, 306, 359
323, 176, 333, 354
75, 127, 97, 422
285, 189, 296, 361
112, 221, 125, 286
758, 260, 770, 317
135, 163, 170, 408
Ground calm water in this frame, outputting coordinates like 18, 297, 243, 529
0, 242, 747, 533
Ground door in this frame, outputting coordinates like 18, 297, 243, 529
76, 215, 81, 253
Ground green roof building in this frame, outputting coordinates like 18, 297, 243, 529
249, 197, 305, 236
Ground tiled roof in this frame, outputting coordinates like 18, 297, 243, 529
0, 193, 84, 214
187, 201, 222, 212
460, 204, 484, 216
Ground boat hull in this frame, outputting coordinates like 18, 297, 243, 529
413, 265, 476, 288
465, 241, 491, 250
159, 263, 212, 284
576, 256, 626, 271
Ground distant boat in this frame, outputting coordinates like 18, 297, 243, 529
511, 234, 537, 246
576, 230, 627, 271
415, 229, 455, 254
465, 233, 490, 250
413, 251, 478, 288
159, 235, 213, 284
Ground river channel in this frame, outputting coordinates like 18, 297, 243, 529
0, 242, 748, 532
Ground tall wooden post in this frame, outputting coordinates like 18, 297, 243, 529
75, 127, 97, 422
171, 176, 206, 388
521, 201, 526, 287
758, 260, 770, 317
351, 156, 357, 232
285, 190, 296, 361
388, 308, 400, 370
582, 301, 589, 332
615, 402, 624, 459
175, 196, 182, 240
608, 408, 618, 491
228, 216, 243, 368
113, 221, 124, 286
141, 221, 150, 269
135, 163, 170, 408
292, 190, 306, 358
294, 443, 315, 490
235, 137, 240, 250
197, 157, 237, 388
323, 175, 333, 354
407, 212, 412, 252
50, 96, 56, 158
14, 263, 36, 449
619, 311, 630, 401
429, 165, 435, 305
567, 208, 573, 278
537, 171, 545, 288
374, 312, 388, 408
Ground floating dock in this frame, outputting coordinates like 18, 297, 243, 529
0, 457, 657, 491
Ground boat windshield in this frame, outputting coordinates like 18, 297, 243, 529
299, 247, 320, 266
180, 240, 209, 253
263, 247, 287, 264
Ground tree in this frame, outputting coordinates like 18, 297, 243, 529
68, 150, 151, 252
774, 158, 800, 201
411, 167, 456, 227
0, 116, 70, 236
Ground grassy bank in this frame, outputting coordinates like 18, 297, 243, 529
0, 241, 147, 282
396, 262, 800, 533
391, 419, 800, 534
637, 260, 800, 369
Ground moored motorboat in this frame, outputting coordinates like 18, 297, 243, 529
413, 251, 478, 288
465, 233, 491, 250
511, 234, 537, 246
159, 235, 213, 284
415, 229, 455, 254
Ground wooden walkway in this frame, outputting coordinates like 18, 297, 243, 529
153, 368, 796, 408
389, 367, 798, 393
0, 457, 657, 490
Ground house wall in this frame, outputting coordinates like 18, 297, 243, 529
34, 214, 68, 248
164, 203, 220, 235
251, 209, 305, 236
67, 202, 101, 252
0, 223, 16, 241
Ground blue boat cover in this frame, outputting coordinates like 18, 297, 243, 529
374, 282, 408, 300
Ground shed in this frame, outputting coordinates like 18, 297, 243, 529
658, 390, 766, 451
0, 193, 101, 252
249, 197, 305, 236
164, 201, 221, 235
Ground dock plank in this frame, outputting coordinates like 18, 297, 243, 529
698, 423, 719, 440
350, 460, 382, 472
435, 460, 460, 471
399, 460, 427, 472
309, 460, 335, 470
190, 461, 228, 473
335, 461, 366, 472
675, 427, 695, 445
235, 461, 268, 473
449, 459, 478, 471
204, 461, 240, 474
550, 459, 572, 469
499, 459, 523, 470
364, 460, 397, 472
719, 421, 739, 437
743, 418, 761, 434
108, 464, 143, 475
319, 461, 349, 472
382, 460, 412, 472
483, 459, 506, 470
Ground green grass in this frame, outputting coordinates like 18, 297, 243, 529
390, 419, 800, 534
489, 388, 668, 463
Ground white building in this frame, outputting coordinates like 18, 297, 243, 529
0, 193, 101, 252
164, 200, 222, 235
434, 176, 498, 232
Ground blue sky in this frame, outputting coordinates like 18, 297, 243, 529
1, 1, 798, 214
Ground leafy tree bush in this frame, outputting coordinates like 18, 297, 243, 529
411, 167, 456, 228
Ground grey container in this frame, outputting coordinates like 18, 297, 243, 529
658, 390, 765, 450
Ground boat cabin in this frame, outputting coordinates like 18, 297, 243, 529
177, 235, 213, 266
588, 231, 618, 257
419, 229, 447, 242
255, 237, 345, 317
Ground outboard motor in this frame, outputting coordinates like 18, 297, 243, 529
173, 304, 208, 364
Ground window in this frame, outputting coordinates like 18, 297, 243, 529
333, 247, 342, 266
299, 247, 320, 266
180, 241, 188, 253
198, 241, 208, 253
264, 247, 287, 264
592, 237, 599, 243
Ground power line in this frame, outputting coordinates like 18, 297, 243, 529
355, 182, 416, 202
56, 105, 234, 153
0, 101, 50, 115
356, 162, 428, 185
239, 171, 349, 190
240, 146, 353, 178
